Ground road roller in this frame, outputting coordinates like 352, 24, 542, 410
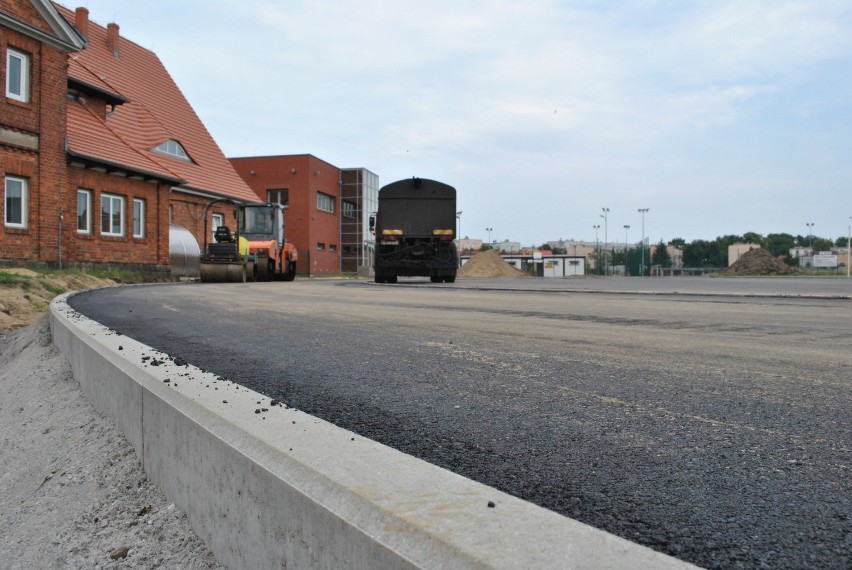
198, 224, 253, 283
199, 199, 298, 283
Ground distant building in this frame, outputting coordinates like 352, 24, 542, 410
728, 243, 761, 266
229, 155, 378, 276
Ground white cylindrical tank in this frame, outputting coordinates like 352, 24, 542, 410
169, 224, 201, 277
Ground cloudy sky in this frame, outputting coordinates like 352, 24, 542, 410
79, 1, 852, 246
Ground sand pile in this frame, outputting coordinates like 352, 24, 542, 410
724, 247, 799, 276
458, 250, 527, 278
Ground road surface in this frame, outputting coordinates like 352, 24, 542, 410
69, 277, 851, 570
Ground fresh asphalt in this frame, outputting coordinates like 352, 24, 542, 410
68, 278, 851, 570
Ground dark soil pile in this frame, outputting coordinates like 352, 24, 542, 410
458, 250, 527, 278
724, 247, 799, 276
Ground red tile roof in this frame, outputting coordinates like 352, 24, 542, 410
55, 3, 258, 202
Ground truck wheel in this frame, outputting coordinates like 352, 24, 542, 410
430, 276, 441, 283
387, 275, 398, 284
257, 259, 270, 281
444, 275, 456, 283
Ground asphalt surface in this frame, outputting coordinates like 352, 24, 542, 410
69, 278, 851, 570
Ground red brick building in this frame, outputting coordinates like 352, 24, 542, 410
230, 154, 343, 276
2, 1, 258, 273
231, 155, 379, 276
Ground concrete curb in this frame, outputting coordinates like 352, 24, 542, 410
50, 292, 700, 570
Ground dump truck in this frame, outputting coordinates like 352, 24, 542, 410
199, 200, 298, 283
370, 178, 458, 283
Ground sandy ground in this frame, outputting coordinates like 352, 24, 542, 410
0, 315, 223, 570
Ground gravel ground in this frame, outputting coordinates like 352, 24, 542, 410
0, 315, 223, 570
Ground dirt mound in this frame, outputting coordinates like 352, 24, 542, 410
458, 250, 527, 278
724, 247, 799, 276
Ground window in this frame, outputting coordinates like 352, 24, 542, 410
101, 194, 125, 236
77, 189, 91, 233
342, 200, 356, 219
329, 244, 337, 253
267, 188, 288, 205
317, 192, 334, 213
4, 176, 27, 228
153, 139, 191, 161
6, 48, 30, 102
317, 242, 325, 250
212, 213, 224, 240
133, 199, 145, 238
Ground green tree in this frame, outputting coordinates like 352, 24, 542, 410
742, 231, 765, 245
669, 237, 686, 247
811, 237, 833, 252
765, 233, 796, 257
478, 243, 493, 251
836, 236, 850, 247
540, 243, 552, 251
652, 239, 672, 267
682, 239, 714, 267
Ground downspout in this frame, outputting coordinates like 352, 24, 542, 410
58, 212, 63, 269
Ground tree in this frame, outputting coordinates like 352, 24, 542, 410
836, 236, 850, 247
742, 231, 764, 245
669, 237, 686, 247
478, 243, 493, 251
540, 243, 552, 251
765, 233, 796, 258
811, 237, 833, 253
683, 239, 714, 267
652, 239, 672, 267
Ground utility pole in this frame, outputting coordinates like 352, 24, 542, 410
457, 211, 463, 266
638, 208, 649, 276
601, 207, 609, 276
593, 224, 600, 275
623, 224, 630, 276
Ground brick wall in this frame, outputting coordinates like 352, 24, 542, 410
1, 23, 68, 264
64, 166, 170, 266
230, 155, 342, 275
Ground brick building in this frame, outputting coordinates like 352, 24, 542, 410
2, 1, 258, 272
231, 155, 378, 276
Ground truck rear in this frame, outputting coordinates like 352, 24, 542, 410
371, 178, 458, 283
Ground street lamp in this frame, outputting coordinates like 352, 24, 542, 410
638, 208, 649, 276
623, 224, 630, 276
486, 227, 493, 244
806, 222, 814, 248
456, 211, 463, 266
847, 216, 850, 278
601, 207, 609, 275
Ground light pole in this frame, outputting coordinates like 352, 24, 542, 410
456, 211, 463, 266
638, 208, 649, 276
593, 224, 600, 274
806, 222, 814, 249
486, 227, 493, 244
847, 216, 850, 278
601, 207, 609, 275
623, 224, 630, 276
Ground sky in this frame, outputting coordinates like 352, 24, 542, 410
77, 0, 852, 246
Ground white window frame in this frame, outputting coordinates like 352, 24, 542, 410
133, 198, 145, 238
212, 213, 224, 240
4, 176, 28, 228
77, 189, 92, 234
317, 192, 334, 214
101, 193, 125, 237
153, 139, 191, 162
6, 48, 30, 103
